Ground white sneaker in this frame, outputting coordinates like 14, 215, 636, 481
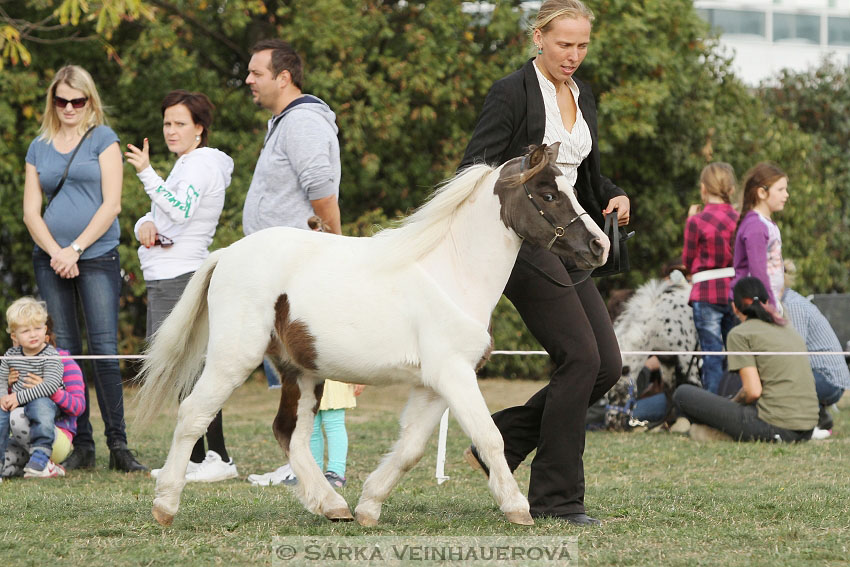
23, 460, 66, 478
247, 463, 297, 486
811, 427, 832, 440
150, 460, 201, 479
185, 451, 238, 483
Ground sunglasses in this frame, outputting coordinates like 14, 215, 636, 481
53, 96, 89, 109
154, 235, 174, 248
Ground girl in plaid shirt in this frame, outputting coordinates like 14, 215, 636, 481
683, 163, 740, 393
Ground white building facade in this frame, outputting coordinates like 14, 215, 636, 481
695, 0, 850, 83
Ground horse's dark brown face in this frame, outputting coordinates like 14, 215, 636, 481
493, 144, 609, 269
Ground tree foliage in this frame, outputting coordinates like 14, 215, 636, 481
1, 0, 847, 378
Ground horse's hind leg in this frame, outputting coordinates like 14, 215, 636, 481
152, 355, 254, 526
354, 386, 447, 527
288, 374, 353, 522
428, 358, 533, 526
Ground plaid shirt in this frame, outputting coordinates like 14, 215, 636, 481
682, 203, 739, 304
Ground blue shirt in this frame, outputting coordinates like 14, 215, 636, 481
26, 125, 121, 259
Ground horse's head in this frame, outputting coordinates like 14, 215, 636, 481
494, 144, 609, 269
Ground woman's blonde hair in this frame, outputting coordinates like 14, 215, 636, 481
39, 65, 107, 142
700, 162, 736, 204
5, 297, 49, 335
532, 0, 595, 34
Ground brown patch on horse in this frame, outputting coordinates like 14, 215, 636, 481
492, 144, 560, 230
274, 294, 318, 370
475, 328, 494, 372
272, 373, 301, 455
270, 359, 325, 454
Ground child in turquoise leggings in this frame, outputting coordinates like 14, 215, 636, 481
309, 380, 363, 487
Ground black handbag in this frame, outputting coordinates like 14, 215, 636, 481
592, 211, 634, 278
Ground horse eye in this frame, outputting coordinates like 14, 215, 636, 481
542, 193, 556, 202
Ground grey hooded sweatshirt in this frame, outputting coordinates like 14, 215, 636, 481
242, 95, 340, 235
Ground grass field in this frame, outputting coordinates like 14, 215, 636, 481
1, 376, 847, 566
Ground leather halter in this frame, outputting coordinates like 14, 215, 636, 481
519, 154, 589, 250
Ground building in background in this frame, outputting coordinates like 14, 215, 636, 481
695, 0, 850, 84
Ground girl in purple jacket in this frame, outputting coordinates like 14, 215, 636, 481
731, 163, 789, 314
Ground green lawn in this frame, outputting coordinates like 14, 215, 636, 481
1, 377, 846, 566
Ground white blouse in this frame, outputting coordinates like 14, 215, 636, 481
532, 60, 592, 187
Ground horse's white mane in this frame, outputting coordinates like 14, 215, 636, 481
373, 164, 495, 261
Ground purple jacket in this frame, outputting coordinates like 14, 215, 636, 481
731, 210, 784, 308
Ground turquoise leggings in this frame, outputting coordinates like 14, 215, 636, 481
310, 409, 348, 477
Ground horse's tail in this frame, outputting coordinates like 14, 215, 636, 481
134, 249, 223, 426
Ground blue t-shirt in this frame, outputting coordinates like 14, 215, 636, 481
25, 125, 121, 259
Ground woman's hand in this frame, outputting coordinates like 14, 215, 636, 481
50, 246, 80, 279
604, 195, 631, 226
353, 384, 366, 396
138, 221, 158, 248
124, 138, 151, 173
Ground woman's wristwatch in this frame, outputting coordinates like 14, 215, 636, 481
70, 241, 84, 255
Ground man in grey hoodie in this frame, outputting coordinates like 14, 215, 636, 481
243, 38, 341, 236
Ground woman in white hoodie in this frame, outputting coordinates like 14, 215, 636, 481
125, 90, 236, 483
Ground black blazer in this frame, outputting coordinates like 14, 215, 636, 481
459, 58, 625, 230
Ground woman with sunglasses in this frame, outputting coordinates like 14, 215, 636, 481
125, 90, 236, 483
23, 65, 147, 472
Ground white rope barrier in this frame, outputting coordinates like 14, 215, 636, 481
3, 350, 850, 361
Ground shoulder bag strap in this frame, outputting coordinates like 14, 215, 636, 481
48, 126, 96, 206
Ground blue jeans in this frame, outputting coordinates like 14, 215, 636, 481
692, 302, 738, 394
813, 368, 844, 406
0, 408, 10, 466
24, 397, 58, 454
33, 248, 127, 451
263, 358, 282, 388
632, 393, 668, 423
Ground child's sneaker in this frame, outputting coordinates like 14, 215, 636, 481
24, 460, 65, 478
185, 451, 238, 483
325, 471, 346, 488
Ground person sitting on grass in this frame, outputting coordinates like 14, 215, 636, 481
0, 297, 66, 478
3, 333, 85, 478
672, 277, 818, 442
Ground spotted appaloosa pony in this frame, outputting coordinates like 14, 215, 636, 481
605, 275, 701, 428
135, 143, 609, 527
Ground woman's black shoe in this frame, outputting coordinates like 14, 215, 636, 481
109, 446, 149, 472
61, 447, 96, 470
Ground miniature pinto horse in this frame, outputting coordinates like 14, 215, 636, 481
136, 143, 609, 527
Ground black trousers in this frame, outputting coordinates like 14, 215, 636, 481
493, 243, 622, 517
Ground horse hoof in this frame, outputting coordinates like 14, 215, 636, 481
152, 505, 174, 526
326, 507, 355, 522
505, 510, 534, 526
355, 511, 379, 527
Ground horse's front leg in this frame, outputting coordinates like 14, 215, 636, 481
428, 357, 533, 526
153, 357, 250, 526
355, 386, 447, 527
289, 375, 353, 522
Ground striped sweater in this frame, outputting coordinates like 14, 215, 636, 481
1, 344, 64, 404
52, 349, 86, 439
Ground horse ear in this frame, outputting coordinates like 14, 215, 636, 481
527, 144, 546, 168
544, 142, 560, 163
